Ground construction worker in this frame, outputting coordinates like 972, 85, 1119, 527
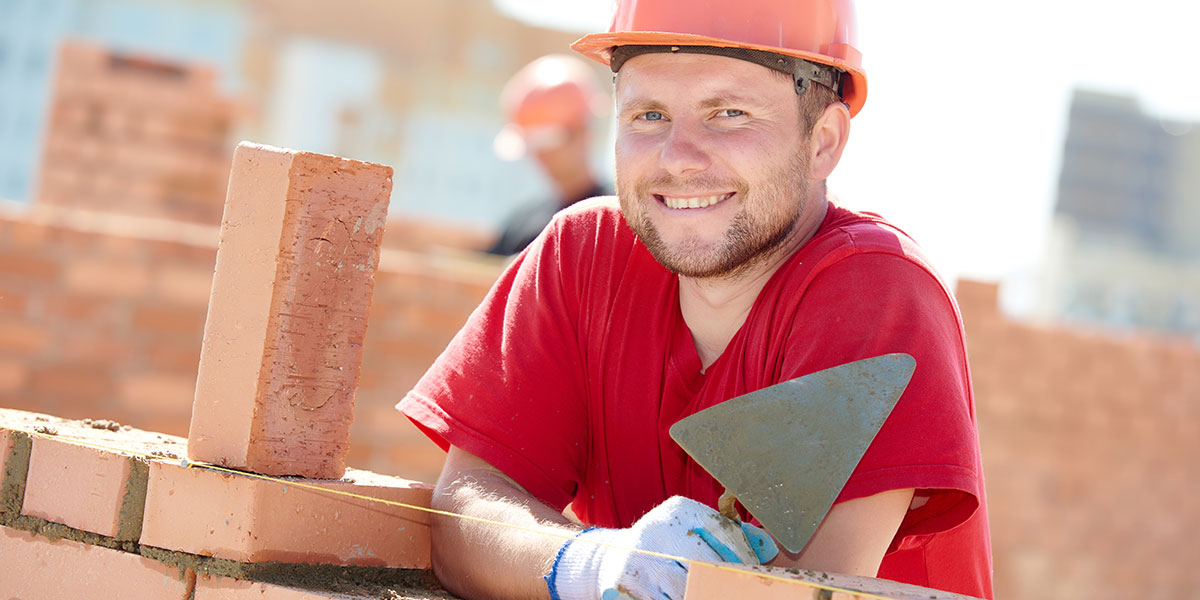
399, 1, 993, 598
487, 53, 611, 256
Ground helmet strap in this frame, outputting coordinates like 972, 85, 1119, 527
609, 45, 843, 98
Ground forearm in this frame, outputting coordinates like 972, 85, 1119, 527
430, 447, 581, 600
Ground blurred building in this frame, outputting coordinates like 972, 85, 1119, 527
35, 42, 235, 224
1, 0, 611, 243
1035, 89, 1200, 338
239, 0, 610, 239
0, 0, 245, 204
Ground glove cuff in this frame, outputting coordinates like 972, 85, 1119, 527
545, 527, 610, 600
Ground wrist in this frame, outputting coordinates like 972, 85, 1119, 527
545, 527, 608, 600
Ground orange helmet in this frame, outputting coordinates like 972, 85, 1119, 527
493, 54, 608, 161
571, 0, 867, 117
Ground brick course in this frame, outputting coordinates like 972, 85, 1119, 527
1, 408, 440, 598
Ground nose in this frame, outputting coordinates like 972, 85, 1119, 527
658, 121, 711, 176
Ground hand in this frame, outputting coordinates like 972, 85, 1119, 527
545, 496, 778, 600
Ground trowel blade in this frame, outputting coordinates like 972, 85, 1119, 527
668, 353, 916, 553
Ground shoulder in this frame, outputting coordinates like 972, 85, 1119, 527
786, 202, 951, 300
543, 196, 636, 253
809, 203, 930, 264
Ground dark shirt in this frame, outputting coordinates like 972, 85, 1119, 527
486, 182, 610, 256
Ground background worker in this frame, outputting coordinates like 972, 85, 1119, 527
399, 1, 993, 599
487, 53, 611, 256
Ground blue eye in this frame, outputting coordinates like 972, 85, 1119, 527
642, 111, 665, 121
718, 109, 746, 118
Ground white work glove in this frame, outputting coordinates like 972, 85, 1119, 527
544, 496, 778, 600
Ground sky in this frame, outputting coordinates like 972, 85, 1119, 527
493, 0, 1200, 314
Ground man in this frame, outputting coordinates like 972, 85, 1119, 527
399, 1, 993, 599
487, 54, 611, 256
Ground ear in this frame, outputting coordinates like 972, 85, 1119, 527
808, 102, 851, 180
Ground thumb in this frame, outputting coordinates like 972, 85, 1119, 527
691, 527, 744, 563
740, 522, 779, 564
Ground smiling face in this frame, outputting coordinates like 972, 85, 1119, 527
614, 52, 821, 280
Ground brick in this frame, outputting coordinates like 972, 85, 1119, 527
63, 258, 151, 297
119, 373, 197, 414
144, 341, 204, 373
194, 576, 369, 599
42, 294, 119, 322
58, 331, 136, 365
0, 525, 193, 599
140, 460, 431, 569
0, 250, 60, 283
22, 434, 148, 540
683, 562, 983, 600
188, 142, 392, 479
0, 319, 52, 355
29, 363, 114, 404
1, 409, 187, 534
192, 573, 450, 599
0, 359, 28, 394
0, 289, 27, 315
132, 303, 207, 337
153, 265, 216, 306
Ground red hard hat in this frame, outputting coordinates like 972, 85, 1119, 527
494, 54, 608, 160
571, 0, 867, 117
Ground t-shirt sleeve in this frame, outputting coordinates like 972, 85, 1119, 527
779, 250, 982, 544
396, 217, 589, 512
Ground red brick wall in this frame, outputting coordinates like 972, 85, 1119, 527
0, 207, 216, 436
0, 203, 502, 485
958, 280, 1199, 600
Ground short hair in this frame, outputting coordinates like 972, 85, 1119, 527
774, 70, 842, 135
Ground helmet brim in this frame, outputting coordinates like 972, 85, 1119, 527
572, 31, 867, 117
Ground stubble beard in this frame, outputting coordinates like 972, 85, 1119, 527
618, 149, 811, 281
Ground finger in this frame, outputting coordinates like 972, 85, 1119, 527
662, 559, 691, 600
690, 527, 744, 563
740, 522, 780, 564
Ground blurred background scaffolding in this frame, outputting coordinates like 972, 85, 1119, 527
0, 1, 1198, 599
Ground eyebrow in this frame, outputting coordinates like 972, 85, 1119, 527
698, 94, 760, 109
618, 94, 767, 115
617, 98, 667, 116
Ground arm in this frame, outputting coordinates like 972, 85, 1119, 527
432, 447, 779, 600
430, 446, 580, 600
769, 487, 915, 576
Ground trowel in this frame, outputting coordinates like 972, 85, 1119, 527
668, 353, 916, 553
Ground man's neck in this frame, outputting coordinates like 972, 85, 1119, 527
678, 196, 830, 371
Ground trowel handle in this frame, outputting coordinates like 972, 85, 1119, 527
717, 488, 740, 521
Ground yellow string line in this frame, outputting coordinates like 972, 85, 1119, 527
9, 426, 900, 600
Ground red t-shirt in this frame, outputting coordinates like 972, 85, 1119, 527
398, 199, 994, 599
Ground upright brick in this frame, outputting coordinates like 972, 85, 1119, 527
188, 141, 392, 478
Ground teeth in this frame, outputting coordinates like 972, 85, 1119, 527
662, 194, 727, 209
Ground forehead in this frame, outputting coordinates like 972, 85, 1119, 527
614, 52, 792, 106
